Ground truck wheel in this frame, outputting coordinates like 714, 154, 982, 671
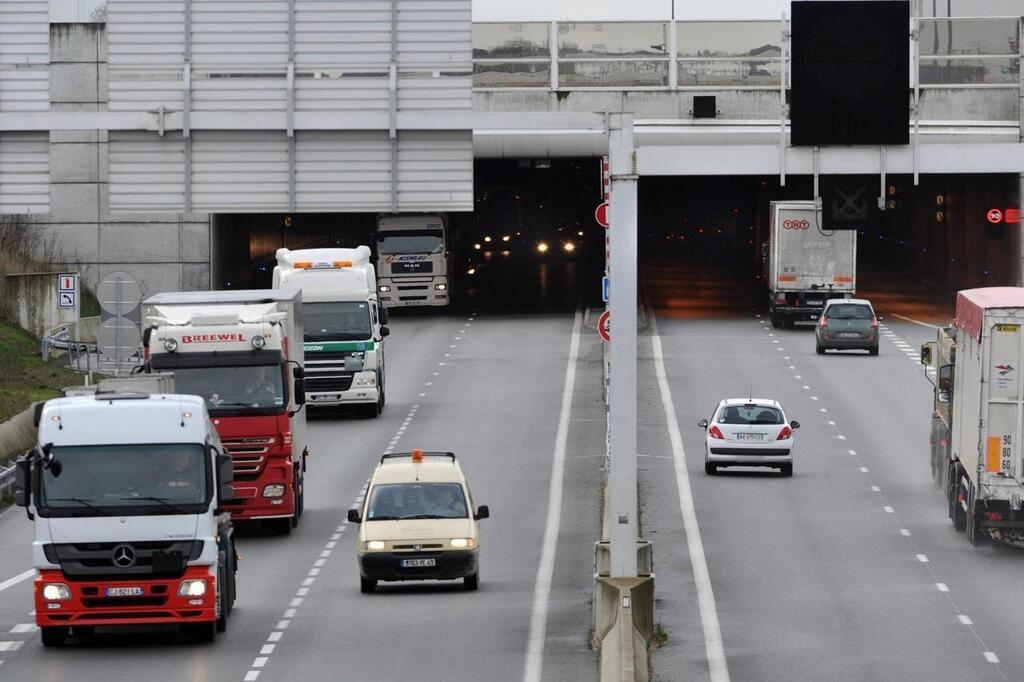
360, 576, 377, 594
952, 479, 967, 532
363, 399, 381, 418
770, 310, 781, 329
40, 626, 69, 647
966, 486, 984, 546
946, 462, 958, 520
292, 468, 303, 527
274, 515, 293, 536
216, 565, 228, 632
188, 620, 216, 643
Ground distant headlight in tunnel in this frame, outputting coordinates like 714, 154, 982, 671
537, 242, 549, 254
474, 243, 481, 250
467, 268, 476, 275
563, 242, 575, 253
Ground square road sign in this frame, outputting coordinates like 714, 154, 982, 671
59, 291, 76, 309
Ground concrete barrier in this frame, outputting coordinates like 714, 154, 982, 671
4, 271, 80, 339
594, 575, 655, 681
0, 405, 36, 466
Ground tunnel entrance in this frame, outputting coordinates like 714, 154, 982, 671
210, 159, 605, 312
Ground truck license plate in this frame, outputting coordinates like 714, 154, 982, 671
401, 558, 436, 568
310, 394, 341, 401
105, 586, 144, 597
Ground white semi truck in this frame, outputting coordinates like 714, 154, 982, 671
764, 201, 856, 328
15, 390, 238, 645
141, 290, 309, 534
930, 287, 1024, 546
274, 246, 389, 417
376, 214, 453, 307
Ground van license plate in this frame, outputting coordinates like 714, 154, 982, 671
105, 587, 144, 597
401, 558, 436, 568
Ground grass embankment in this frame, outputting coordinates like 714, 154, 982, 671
0, 318, 80, 424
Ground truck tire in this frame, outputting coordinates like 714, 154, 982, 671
216, 564, 228, 632
189, 620, 216, 643
952, 472, 967, 532
363, 399, 381, 418
292, 467, 304, 527
966, 485, 984, 546
40, 626, 68, 647
770, 310, 781, 329
946, 461, 958, 520
274, 515, 293, 536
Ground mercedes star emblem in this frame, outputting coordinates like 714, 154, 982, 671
112, 544, 136, 568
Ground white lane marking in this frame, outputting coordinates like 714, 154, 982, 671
9, 624, 36, 634
0, 570, 35, 594
819, 408, 827, 413
244, 672, 260, 681
900, 529, 911, 537
917, 554, 929, 563
302, 577, 315, 586
651, 315, 730, 682
795, 375, 802, 379
783, 356, 790, 360
958, 615, 974, 625
936, 583, 949, 592
0, 642, 23, 651
890, 313, 940, 330
268, 631, 283, 642
260, 644, 276, 655
296, 587, 309, 597
827, 420, 836, 426
871, 486, 881, 492
289, 598, 302, 608
860, 467, 869, 473
802, 385, 810, 390
283, 609, 296, 618
418, 392, 426, 397
788, 366, 795, 370
432, 371, 439, 376
522, 309, 582, 682
810, 396, 818, 401
837, 435, 847, 440
848, 450, 857, 456
884, 506, 894, 513
253, 657, 268, 668
984, 652, 1000, 663
276, 620, 290, 630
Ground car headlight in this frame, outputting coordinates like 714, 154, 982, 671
354, 375, 377, 387
435, 283, 447, 290
42, 583, 71, 601
163, 338, 178, 352
449, 538, 477, 549
178, 579, 207, 597
263, 484, 286, 498
362, 540, 386, 551
379, 285, 391, 293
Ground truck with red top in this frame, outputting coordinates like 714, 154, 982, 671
923, 287, 1024, 546
14, 389, 238, 646
140, 290, 308, 535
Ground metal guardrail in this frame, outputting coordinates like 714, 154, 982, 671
0, 461, 17, 501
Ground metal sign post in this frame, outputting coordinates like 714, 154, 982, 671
607, 113, 638, 578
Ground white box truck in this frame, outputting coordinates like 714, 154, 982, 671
273, 246, 390, 417
376, 214, 453, 307
944, 287, 1024, 546
764, 201, 856, 328
15, 391, 238, 645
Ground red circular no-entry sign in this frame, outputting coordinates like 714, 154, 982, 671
988, 208, 1004, 224
598, 310, 611, 343
595, 201, 609, 228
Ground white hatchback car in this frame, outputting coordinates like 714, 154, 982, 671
699, 399, 800, 476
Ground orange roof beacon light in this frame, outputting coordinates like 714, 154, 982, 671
333, 260, 353, 268
411, 448, 424, 463
294, 261, 313, 269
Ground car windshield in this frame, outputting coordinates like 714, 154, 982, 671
170, 365, 285, 413
378, 230, 444, 255
717, 405, 784, 425
826, 304, 873, 320
365, 482, 468, 520
303, 301, 372, 342
39, 443, 208, 515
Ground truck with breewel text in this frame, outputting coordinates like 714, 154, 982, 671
922, 287, 1024, 546
274, 246, 389, 417
763, 201, 856, 328
376, 214, 453, 307
140, 290, 308, 534
15, 387, 238, 646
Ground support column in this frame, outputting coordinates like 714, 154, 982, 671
608, 112, 638, 578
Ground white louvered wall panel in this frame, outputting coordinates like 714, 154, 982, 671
295, 77, 389, 112
107, 0, 185, 112
397, 75, 471, 113
193, 76, 287, 112
396, 131, 471, 211
295, 131, 393, 211
109, 132, 186, 212
0, 133, 48, 213
108, 77, 184, 112
0, 0, 49, 113
295, 0, 392, 69
191, 131, 289, 211
396, 0, 471, 70
191, 0, 289, 69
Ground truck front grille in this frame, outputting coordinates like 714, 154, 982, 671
45, 541, 202, 580
306, 375, 354, 392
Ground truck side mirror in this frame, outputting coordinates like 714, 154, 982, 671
474, 505, 489, 521
14, 458, 30, 509
920, 344, 932, 366
217, 452, 234, 485
380, 307, 389, 325
293, 366, 305, 379
938, 363, 953, 393
347, 508, 362, 524
379, 326, 390, 338
294, 378, 306, 406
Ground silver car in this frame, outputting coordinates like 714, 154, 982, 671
699, 399, 799, 476
815, 298, 880, 355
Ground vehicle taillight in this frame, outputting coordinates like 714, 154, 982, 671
775, 293, 786, 304
777, 426, 792, 440
819, 316, 828, 328
708, 425, 725, 440
870, 316, 878, 329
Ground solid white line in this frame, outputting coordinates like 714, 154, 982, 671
522, 309, 582, 682
890, 313, 940, 330
651, 316, 730, 682
0, 570, 35, 594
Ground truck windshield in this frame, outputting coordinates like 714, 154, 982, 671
172, 365, 286, 414
366, 482, 468, 520
304, 302, 372, 342
377, 230, 444, 255
38, 443, 208, 516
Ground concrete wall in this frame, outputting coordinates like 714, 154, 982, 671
32, 24, 211, 299
3, 272, 79, 338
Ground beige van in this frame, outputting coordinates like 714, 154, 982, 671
348, 450, 489, 592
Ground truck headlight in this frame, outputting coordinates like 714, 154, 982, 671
449, 538, 477, 549
163, 338, 178, 352
263, 484, 286, 498
42, 583, 71, 601
435, 283, 447, 290
178, 579, 207, 597
354, 375, 376, 387
379, 285, 391, 293
362, 540, 386, 551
